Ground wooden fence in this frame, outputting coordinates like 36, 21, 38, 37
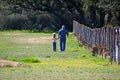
73, 20, 120, 64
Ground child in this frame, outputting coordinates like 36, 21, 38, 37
52, 33, 57, 51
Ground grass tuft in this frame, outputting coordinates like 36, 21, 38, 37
7, 57, 17, 61
20, 57, 41, 63
82, 54, 86, 58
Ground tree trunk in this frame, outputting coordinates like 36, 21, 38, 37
99, 8, 105, 28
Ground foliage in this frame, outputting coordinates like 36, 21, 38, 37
97, 0, 120, 26
0, 0, 119, 31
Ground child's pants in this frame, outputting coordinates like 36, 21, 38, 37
53, 42, 56, 51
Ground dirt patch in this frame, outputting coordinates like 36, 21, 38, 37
5, 33, 21, 36
13, 36, 52, 44
0, 60, 27, 67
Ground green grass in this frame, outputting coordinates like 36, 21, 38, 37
20, 57, 41, 63
0, 31, 120, 80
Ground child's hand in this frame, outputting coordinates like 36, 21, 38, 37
57, 37, 60, 40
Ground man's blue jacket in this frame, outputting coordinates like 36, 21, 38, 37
58, 28, 68, 40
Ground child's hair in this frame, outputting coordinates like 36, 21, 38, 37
53, 33, 56, 38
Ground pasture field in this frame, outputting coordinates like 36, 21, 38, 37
0, 31, 120, 80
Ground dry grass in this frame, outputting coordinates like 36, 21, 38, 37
12, 36, 52, 44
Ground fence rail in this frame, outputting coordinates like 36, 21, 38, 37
73, 20, 120, 64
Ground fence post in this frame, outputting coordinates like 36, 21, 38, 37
118, 39, 120, 64
116, 28, 120, 64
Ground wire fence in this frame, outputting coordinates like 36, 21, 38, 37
73, 20, 120, 64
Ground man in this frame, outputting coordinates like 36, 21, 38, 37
58, 25, 68, 52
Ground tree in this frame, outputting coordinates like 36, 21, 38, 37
97, 0, 120, 26
83, 0, 98, 28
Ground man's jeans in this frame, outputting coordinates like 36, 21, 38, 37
60, 39, 66, 52
53, 42, 56, 51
